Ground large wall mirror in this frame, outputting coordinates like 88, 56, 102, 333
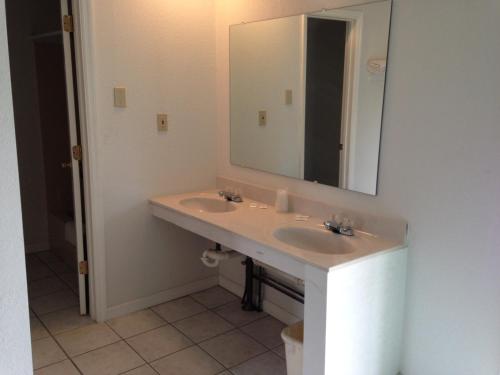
230, 0, 392, 195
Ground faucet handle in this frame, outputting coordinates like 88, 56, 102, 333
334, 213, 354, 229
342, 217, 354, 229
324, 220, 336, 232
334, 213, 344, 224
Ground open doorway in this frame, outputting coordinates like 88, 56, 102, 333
6, 0, 89, 325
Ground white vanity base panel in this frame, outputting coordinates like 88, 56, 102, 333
304, 248, 407, 375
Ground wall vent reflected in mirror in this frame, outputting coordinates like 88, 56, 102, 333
230, 0, 392, 195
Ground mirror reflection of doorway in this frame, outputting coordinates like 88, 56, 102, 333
6, 0, 89, 327
304, 17, 347, 187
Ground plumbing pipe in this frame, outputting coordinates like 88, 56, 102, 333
200, 244, 237, 268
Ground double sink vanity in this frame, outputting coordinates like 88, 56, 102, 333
150, 190, 403, 274
152, 0, 407, 373
150, 179, 407, 375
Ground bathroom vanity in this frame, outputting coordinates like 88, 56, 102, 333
150, 179, 407, 374
152, 1, 407, 373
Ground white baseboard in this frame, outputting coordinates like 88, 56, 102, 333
104, 276, 218, 321
219, 275, 301, 326
103, 273, 302, 325
25, 242, 50, 253
217, 274, 242, 298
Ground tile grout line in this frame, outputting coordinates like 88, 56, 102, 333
107, 320, 169, 341
212, 309, 268, 330
31, 280, 284, 374
160, 286, 281, 370
148, 305, 208, 325
35, 250, 80, 294
227, 349, 274, 373
34, 260, 210, 372
29, 251, 86, 374
32, 358, 71, 373
199, 292, 285, 372
30, 301, 84, 375
35, 252, 74, 275
31, 299, 80, 317
29, 285, 76, 304
197, 339, 272, 372
66, 339, 124, 360
144, 308, 227, 370
38, 308, 194, 372
29, 252, 80, 316
27, 273, 58, 284
167, 291, 275, 371
147, 299, 237, 371
104, 319, 163, 374
117, 363, 160, 375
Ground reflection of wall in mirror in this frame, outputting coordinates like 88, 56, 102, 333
345, 1, 390, 194
230, 1, 390, 195
230, 16, 304, 179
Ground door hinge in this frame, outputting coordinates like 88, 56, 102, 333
79, 260, 88, 275
72, 145, 82, 161
63, 15, 74, 32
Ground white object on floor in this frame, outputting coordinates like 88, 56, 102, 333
281, 321, 303, 375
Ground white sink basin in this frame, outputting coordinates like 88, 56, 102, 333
179, 197, 236, 213
273, 226, 355, 254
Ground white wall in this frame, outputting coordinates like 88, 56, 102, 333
0, 0, 33, 372
86, 0, 219, 313
342, 1, 390, 194
216, 0, 500, 374
230, 16, 304, 178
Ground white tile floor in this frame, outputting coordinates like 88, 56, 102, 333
28, 252, 287, 375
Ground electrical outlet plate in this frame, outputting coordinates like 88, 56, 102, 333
157, 114, 168, 131
258, 110, 267, 126
157, 113, 168, 131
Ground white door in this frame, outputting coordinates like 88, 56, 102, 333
60, 0, 87, 315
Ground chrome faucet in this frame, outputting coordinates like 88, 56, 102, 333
218, 190, 243, 203
324, 215, 354, 236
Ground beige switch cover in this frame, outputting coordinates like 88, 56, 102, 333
258, 110, 267, 126
114, 87, 127, 108
285, 89, 293, 105
157, 113, 168, 131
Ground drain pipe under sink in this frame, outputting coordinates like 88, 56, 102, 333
201, 243, 237, 268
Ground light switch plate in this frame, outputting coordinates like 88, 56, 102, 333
258, 110, 267, 126
114, 87, 127, 108
157, 113, 168, 131
285, 89, 293, 105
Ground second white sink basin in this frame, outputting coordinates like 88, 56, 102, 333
179, 197, 236, 213
273, 226, 355, 254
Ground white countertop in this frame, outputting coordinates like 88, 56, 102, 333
149, 190, 405, 272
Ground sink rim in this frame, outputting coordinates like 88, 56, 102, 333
179, 196, 237, 213
272, 225, 355, 255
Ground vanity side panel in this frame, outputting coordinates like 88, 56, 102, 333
304, 248, 407, 375
332, 247, 406, 374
